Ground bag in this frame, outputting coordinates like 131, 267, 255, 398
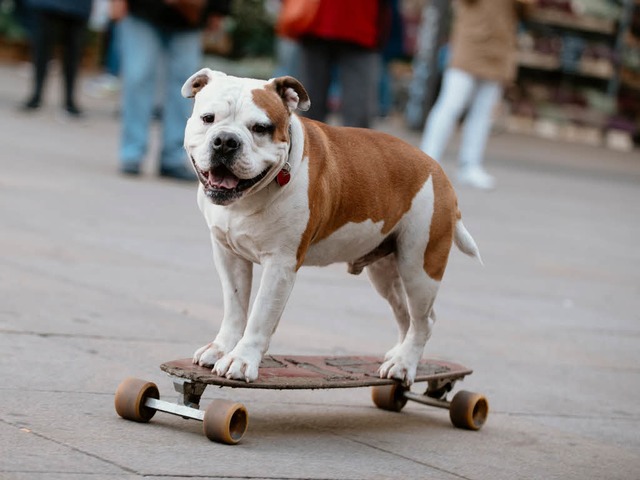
166, 0, 207, 26
276, 0, 321, 39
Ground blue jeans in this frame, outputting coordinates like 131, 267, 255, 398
118, 15, 202, 169
420, 68, 502, 168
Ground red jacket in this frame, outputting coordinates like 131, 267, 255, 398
305, 0, 382, 49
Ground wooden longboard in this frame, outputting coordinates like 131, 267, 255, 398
115, 355, 487, 444
160, 355, 473, 390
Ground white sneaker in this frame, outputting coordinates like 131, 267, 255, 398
457, 166, 496, 190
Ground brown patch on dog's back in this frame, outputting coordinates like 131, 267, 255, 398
296, 118, 457, 281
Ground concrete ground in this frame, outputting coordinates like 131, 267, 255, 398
1, 61, 639, 479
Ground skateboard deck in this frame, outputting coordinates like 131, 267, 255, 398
115, 355, 488, 445
160, 355, 472, 389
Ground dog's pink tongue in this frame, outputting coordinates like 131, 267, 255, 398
209, 170, 239, 189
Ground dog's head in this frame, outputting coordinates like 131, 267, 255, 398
181, 69, 310, 206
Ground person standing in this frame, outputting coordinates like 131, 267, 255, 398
112, 0, 230, 180
294, 0, 388, 128
420, 0, 535, 190
22, 0, 93, 117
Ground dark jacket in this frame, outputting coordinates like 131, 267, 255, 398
27, 0, 93, 19
127, 0, 231, 31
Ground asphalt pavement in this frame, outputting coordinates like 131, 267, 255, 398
1, 61, 640, 479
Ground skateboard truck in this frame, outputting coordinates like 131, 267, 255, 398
369, 379, 488, 432
173, 378, 206, 409
114, 356, 488, 445
124, 378, 208, 422
426, 378, 456, 400
115, 376, 248, 444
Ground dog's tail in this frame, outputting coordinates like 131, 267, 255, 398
454, 219, 483, 265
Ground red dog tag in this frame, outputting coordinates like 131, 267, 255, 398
276, 168, 291, 186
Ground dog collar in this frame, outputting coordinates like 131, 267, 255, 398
276, 124, 294, 187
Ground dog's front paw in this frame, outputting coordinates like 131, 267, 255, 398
214, 346, 262, 382
379, 352, 419, 386
383, 343, 403, 361
193, 342, 227, 367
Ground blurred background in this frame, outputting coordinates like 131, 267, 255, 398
0, 0, 638, 151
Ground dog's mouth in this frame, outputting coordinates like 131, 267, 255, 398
193, 160, 270, 205
203, 164, 241, 190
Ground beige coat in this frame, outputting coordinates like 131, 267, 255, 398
449, 0, 528, 84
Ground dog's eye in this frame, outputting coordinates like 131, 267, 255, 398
201, 114, 215, 124
251, 123, 273, 135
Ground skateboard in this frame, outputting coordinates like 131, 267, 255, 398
114, 355, 488, 445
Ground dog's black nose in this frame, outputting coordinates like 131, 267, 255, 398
212, 132, 241, 155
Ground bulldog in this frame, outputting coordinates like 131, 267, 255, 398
181, 69, 481, 385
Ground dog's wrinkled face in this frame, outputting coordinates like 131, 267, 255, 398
182, 69, 310, 206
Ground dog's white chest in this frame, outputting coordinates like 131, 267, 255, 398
211, 222, 261, 264
200, 185, 309, 265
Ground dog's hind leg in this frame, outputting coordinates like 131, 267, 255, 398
378, 255, 440, 385
366, 255, 410, 354
378, 176, 452, 384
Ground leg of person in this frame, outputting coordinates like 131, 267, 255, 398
378, 56, 393, 117
338, 45, 379, 128
23, 9, 54, 109
457, 79, 503, 190
105, 21, 121, 77
273, 37, 300, 78
158, 28, 202, 180
297, 38, 332, 123
419, 68, 475, 162
118, 15, 162, 174
60, 13, 87, 116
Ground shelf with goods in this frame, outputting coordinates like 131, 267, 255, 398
507, 0, 637, 150
616, 0, 640, 149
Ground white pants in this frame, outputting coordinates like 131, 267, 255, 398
420, 68, 502, 168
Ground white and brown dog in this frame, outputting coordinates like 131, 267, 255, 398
182, 69, 481, 385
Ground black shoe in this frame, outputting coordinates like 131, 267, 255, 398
21, 97, 41, 111
64, 104, 84, 118
159, 165, 197, 181
120, 163, 141, 176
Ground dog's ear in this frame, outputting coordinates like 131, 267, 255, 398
181, 68, 226, 98
269, 76, 311, 112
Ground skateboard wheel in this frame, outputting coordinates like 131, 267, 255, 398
203, 399, 248, 445
114, 377, 159, 423
371, 383, 408, 412
449, 390, 489, 431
